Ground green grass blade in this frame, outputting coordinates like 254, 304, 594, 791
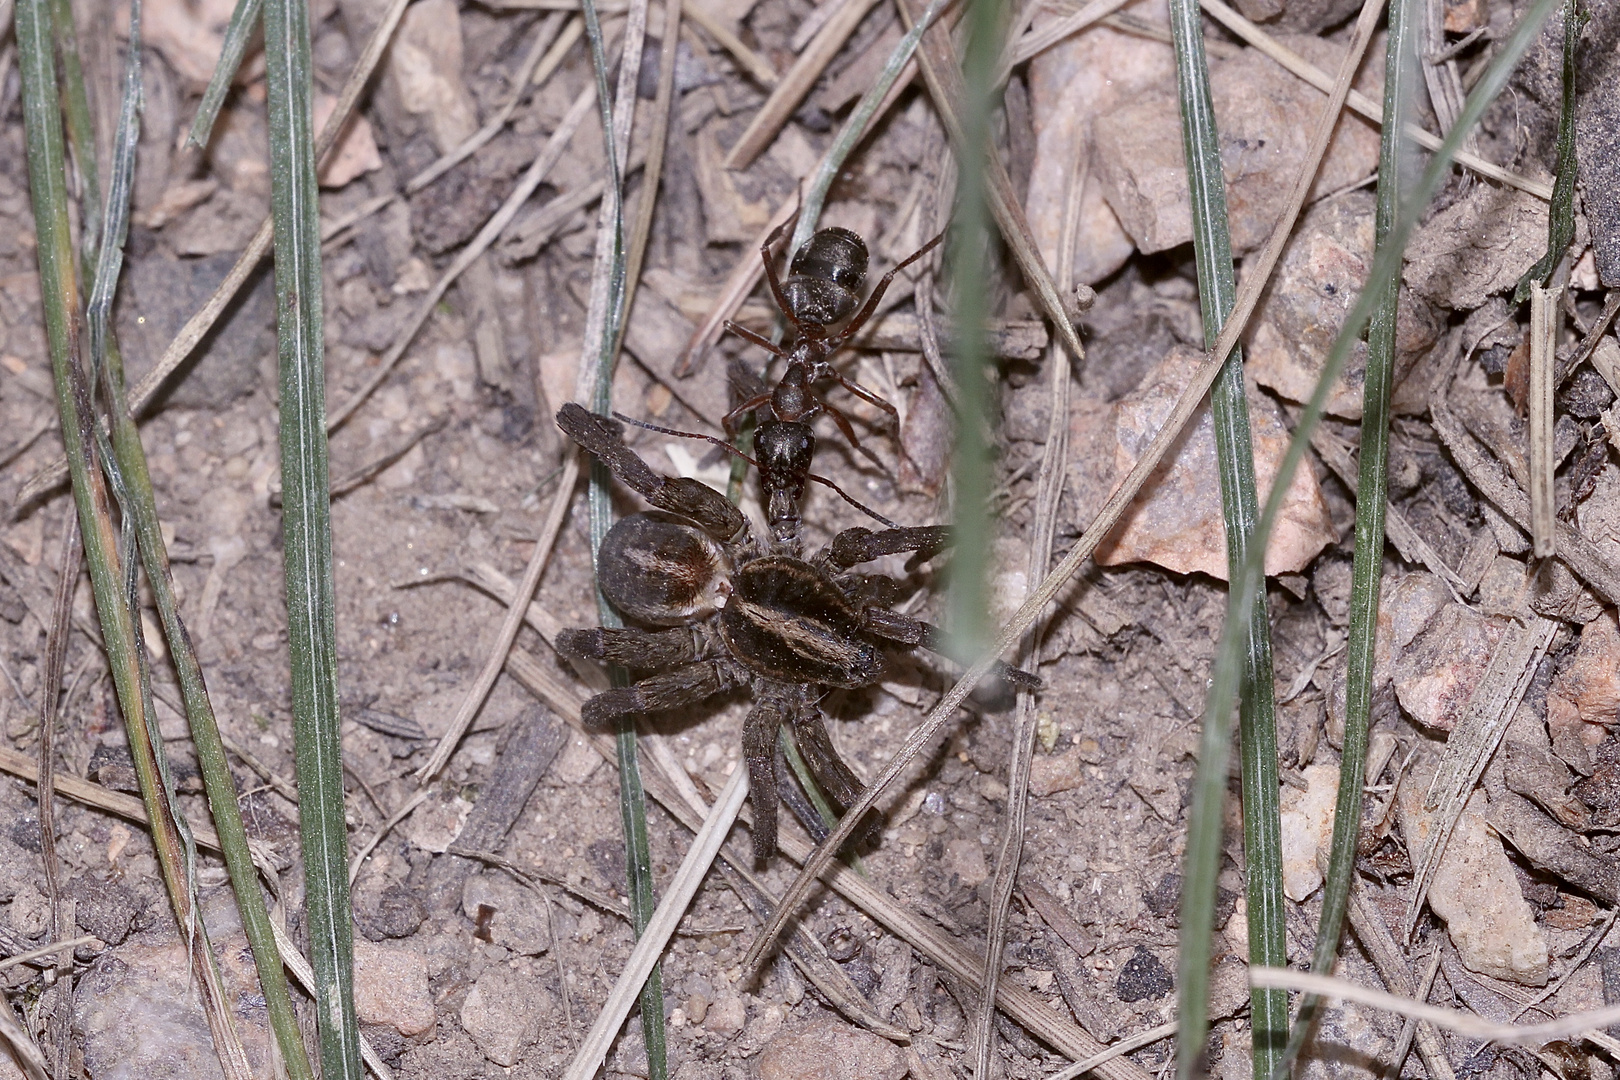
946, 0, 998, 671
81, 8, 315, 1077
187, 0, 266, 149
1164, 0, 1285, 1075
48, 0, 100, 260
1512, 0, 1583, 303
786, 0, 951, 255
262, 0, 361, 1072
1178, 3, 1559, 1077
578, 0, 666, 1072
18, 2, 253, 1075
1273, 2, 1418, 1073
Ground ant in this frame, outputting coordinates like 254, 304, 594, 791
721, 217, 944, 544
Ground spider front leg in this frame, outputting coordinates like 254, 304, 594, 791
557, 403, 744, 541
861, 608, 1042, 690
819, 525, 953, 574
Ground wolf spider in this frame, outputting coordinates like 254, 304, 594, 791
554, 403, 1037, 862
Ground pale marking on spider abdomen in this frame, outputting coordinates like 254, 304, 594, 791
730, 599, 868, 666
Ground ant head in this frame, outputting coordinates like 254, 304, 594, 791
781, 228, 870, 330
755, 420, 815, 542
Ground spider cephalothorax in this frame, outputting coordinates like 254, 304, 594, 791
554, 403, 1036, 862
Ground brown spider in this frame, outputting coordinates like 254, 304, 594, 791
554, 403, 1038, 862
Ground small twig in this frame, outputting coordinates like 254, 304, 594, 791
415, 454, 580, 782
723, 0, 881, 169
1250, 967, 1620, 1044
1528, 284, 1560, 556
328, 85, 599, 431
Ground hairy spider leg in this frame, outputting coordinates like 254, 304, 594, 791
860, 607, 1042, 690
575, 658, 750, 727
742, 692, 792, 862
557, 404, 744, 541
556, 625, 711, 670
820, 524, 954, 573
790, 704, 882, 847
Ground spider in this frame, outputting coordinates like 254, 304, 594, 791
721, 220, 943, 544
554, 403, 1038, 862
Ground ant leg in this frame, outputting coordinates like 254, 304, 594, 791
820, 524, 952, 572
578, 658, 749, 726
556, 625, 711, 671
721, 389, 775, 437
860, 609, 1042, 690
743, 695, 788, 862
556, 403, 744, 541
819, 399, 886, 472
830, 230, 946, 346
723, 321, 789, 358
760, 213, 808, 341
825, 371, 900, 429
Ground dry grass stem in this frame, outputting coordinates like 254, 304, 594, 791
723, 0, 880, 169
561, 766, 748, 1080
1198, 0, 1552, 199
416, 454, 581, 781
1249, 968, 1620, 1044
1528, 284, 1560, 555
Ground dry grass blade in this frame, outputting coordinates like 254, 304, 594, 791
970, 146, 1083, 1079
1197, 0, 1551, 200
415, 454, 580, 780
1000, 0, 1133, 74
1401, 617, 1555, 937
1345, 895, 1455, 1080
328, 84, 598, 431
562, 767, 749, 1080
12, 0, 411, 512
1528, 284, 1559, 556
741, 0, 1379, 982
722, 0, 879, 169
895, 0, 1086, 366
1048, 1022, 1179, 1080
1249, 968, 1620, 1044
0, 995, 47, 1080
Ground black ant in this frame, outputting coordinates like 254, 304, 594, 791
721, 218, 944, 544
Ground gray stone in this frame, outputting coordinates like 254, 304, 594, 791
755, 1020, 906, 1080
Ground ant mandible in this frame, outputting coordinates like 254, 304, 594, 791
722, 215, 943, 543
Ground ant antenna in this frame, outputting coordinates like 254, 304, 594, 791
612, 413, 900, 530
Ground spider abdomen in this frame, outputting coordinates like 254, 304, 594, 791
598, 513, 733, 626
720, 556, 884, 687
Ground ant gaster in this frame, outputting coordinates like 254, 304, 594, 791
723, 218, 943, 545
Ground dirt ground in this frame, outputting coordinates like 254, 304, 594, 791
1, 0, 1618, 1076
